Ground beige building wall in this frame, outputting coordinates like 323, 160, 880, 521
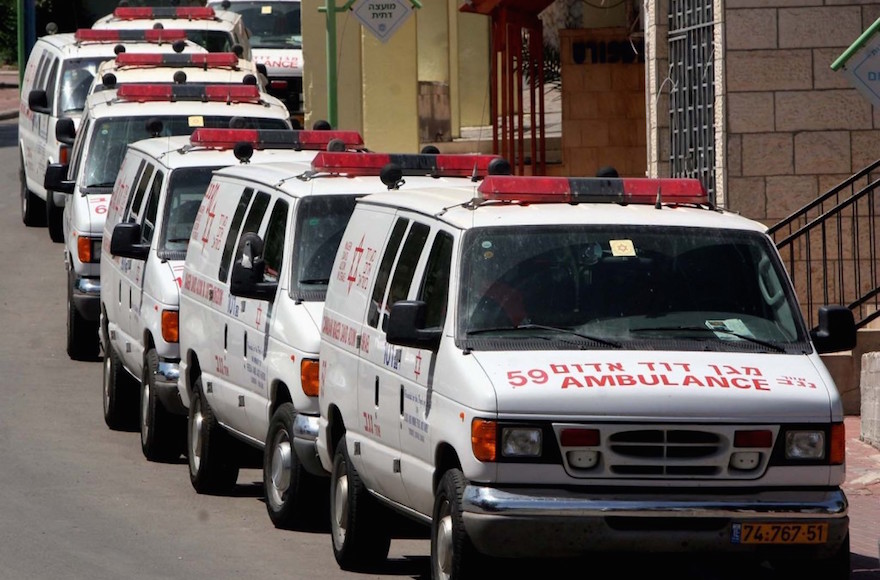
647, 1, 880, 222
301, 0, 490, 151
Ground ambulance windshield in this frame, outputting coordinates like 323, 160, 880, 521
222, 2, 302, 50
159, 166, 221, 260
458, 225, 809, 352
290, 194, 360, 301
80, 116, 288, 190
60, 57, 108, 113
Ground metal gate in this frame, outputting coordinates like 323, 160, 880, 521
668, 0, 716, 201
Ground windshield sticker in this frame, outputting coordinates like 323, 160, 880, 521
188, 115, 205, 128
505, 361, 816, 392
609, 239, 635, 257
706, 319, 754, 339
261, 5, 272, 13
88, 195, 109, 216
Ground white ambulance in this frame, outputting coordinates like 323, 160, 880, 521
206, 0, 303, 119
45, 82, 292, 362
19, 27, 205, 242
90, 50, 266, 93
177, 151, 508, 530
317, 175, 857, 578
92, 5, 253, 61
101, 127, 360, 463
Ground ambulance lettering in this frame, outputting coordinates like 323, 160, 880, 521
182, 272, 224, 306
383, 343, 401, 370
197, 182, 220, 249
320, 314, 358, 348
506, 361, 784, 391
89, 195, 109, 217
363, 410, 381, 437
214, 354, 229, 377
245, 340, 266, 390
403, 389, 428, 442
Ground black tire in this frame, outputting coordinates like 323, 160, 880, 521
263, 403, 327, 530
102, 340, 138, 431
187, 377, 239, 494
140, 348, 185, 463
67, 275, 99, 361
431, 469, 487, 580
329, 434, 391, 570
46, 190, 64, 243
20, 153, 46, 227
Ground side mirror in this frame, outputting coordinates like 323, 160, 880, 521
230, 232, 278, 301
28, 89, 50, 114
386, 300, 441, 351
55, 118, 76, 146
110, 222, 149, 261
810, 305, 856, 354
44, 163, 74, 194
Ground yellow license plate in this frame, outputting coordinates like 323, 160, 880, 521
732, 522, 828, 544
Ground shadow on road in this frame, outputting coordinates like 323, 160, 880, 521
0, 121, 16, 149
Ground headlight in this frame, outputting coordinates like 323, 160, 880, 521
501, 427, 542, 458
785, 430, 825, 460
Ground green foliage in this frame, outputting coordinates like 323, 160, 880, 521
0, 0, 16, 65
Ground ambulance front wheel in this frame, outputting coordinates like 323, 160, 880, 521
187, 376, 239, 494
140, 348, 185, 463
432, 468, 488, 580
264, 402, 326, 530
102, 334, 137, 431
329, 433, 391, 570
20, 151, 45, 227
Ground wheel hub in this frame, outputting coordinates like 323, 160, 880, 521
332, 472, 349, 547
269, 438, 291, 505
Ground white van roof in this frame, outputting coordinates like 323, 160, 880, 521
92, 51, 262, 90
93, 6, 242, 32
353, 176, 771, 232
33, 30, 208, 60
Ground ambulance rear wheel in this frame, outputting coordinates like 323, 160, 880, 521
102, 339, 137, 431
46, 191, 63, 243
432, 468, 487, 580
20, 152, 45, 227
264, 402, 326, 530
140, 348, 184, 463
330, 434, 391, 570
187, 377, 239, 494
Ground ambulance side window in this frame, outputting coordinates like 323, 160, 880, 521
120, 160, 146, 220
368, 218, 409, 328
68, 116, 91, 182
382, 222, 430, 331
262, 199, 288, 283
219, 188, 254, 282
128, 163, 155, 222
44, 58, 59, 111
141, 171, 164, 245
418, 231, 453, 329
34, 53, 50, 91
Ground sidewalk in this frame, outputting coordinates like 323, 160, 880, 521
0, 67, 19, 120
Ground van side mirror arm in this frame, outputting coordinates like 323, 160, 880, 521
810, 305, 856, 354
44, 163, 74, 195
110, 222, 150, 261
386, 300, 441, 351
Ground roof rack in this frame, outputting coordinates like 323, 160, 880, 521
476, 176, 709, 205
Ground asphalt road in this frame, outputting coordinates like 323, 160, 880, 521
1, 117, 876, 580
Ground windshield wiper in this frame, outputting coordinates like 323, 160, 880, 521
630, 325, 787, 353
299, 278, 329, 285
467, 323, 621, 348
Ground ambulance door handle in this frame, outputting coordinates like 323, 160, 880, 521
374, 377, 379, 407
223, 325, 228, 350
128, 286, 132, 309
399, 385, 404, 416
243, 332, 248, 358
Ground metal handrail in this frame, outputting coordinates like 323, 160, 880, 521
768, 162, 880, 330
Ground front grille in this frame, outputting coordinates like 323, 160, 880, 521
554, 423, 777, 481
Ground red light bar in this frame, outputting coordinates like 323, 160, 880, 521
190, 128, 365, 150
477, 176, 708, 205
311, 152, 504, 177
113, 7, 216, 20
116, 84, 261, 103
75, 29, 188, 43
114, 52, 239, 68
